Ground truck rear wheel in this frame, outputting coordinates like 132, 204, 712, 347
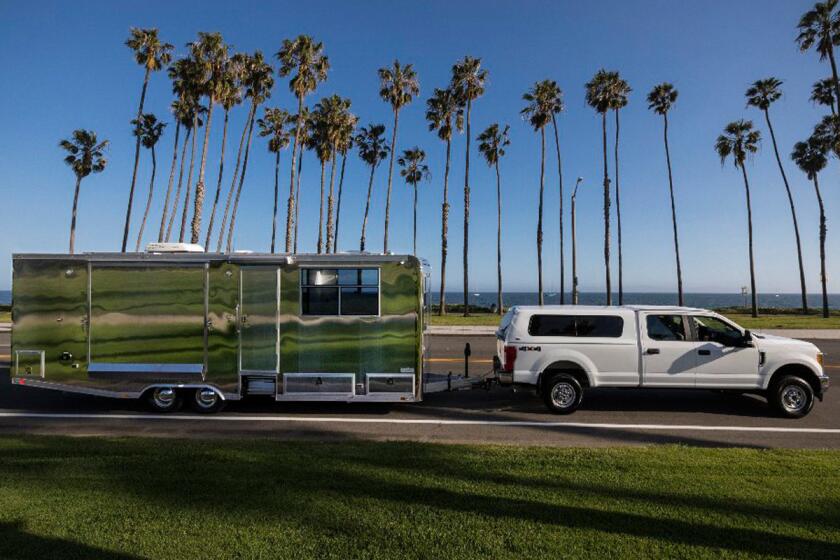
145, 387, 183, 413
542, 373, 583, 414
190, 388, 225, 414
770, 375, 814, 418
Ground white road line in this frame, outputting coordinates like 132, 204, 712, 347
0, 412, 837, 433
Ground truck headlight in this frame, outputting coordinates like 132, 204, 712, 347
817, 353, 824, 367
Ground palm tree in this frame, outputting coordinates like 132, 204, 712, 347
477, 123, 510, 315
450, 56, 487, 316
521, 82, 552, 305
607, 72, 631, 305
797, 0, 840, 103
188, 32, 229, 245
225, 51, 275, 253
541, 81, 567, 305
356, 124, 390, 252
162, 57, 203, 242
571, 177, 584, 305
293, 107, 312, 253
715, 120, 761, 318
133, 114, 166, 251
59, 130, 108, 254
647, 83, 685, 306
811, 77, 838, 114
585, 70, 614, 305
792, 137, 830, 318
123, 28, 173, 252
333, 111, 358, 253
179, 101, 203, 243
746, 78, 808, 312
320, 96, 356, 253
277, 35, 329, 252
204, 56, 245, 251
426, 87, 463, 315
308, 104, 332, 253
398, 148, 431, 256
169, 101, 206, 243
379, 60, 420, 253
257, 107, 292, 253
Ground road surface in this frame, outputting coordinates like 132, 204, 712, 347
0, 331, 838, 448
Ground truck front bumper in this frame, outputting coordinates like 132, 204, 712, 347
819, 373, 830, 397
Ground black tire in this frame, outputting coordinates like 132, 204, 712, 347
189, 388, 225, 414
770, 375, 814, 419
541, 373, 583, 414
145, 387, 183, 413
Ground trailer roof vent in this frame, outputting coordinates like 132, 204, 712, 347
145, 242, 205, 253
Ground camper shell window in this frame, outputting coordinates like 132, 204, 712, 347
301, 268, 379, 316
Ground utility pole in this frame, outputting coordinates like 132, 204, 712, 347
572, 177, 583, 305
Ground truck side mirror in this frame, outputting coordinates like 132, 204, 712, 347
740, 330, 754, 348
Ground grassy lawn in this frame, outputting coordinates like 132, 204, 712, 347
0, 437, 838, 559
0, 311, 9, 323
431, 312, 501, 326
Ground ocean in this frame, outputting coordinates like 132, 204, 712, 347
1, 289, 838, 309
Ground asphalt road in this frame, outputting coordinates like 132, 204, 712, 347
0, 331, 838, 448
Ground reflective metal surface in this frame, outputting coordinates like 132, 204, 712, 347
240, 267, 279, 373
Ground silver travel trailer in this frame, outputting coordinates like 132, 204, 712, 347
10, 248, 433, 412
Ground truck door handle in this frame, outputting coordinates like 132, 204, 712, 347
698, 349, 711, 356
645, 348, 660, 355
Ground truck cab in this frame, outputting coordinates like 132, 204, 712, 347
495, 305, 829, 417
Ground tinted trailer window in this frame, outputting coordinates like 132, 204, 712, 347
528, 315, 624, 337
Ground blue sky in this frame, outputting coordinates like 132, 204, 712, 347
0, 0, 836, 294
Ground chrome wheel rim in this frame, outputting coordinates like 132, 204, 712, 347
781, 385, 807, 413
152, 388, 176, 409
195, 388, 219, 409
550, 382, 576, 409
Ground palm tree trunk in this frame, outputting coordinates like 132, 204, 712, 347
326, 148, 338, 253
740, 163, 758, 318
166, 126, 191, 242
663, 114, 684, 306
191, 95, 215, 244
226, 111, 257, 253
413, 181, 418, 256
204, 108, 230, 251
614, 109, 623, 306
384, 109, 399, 253
551, 114, 565, 305
602, 112, 612, 306
123, 67, 150, 252
537, 128, 545, 306
69, 176, 82, 254
217, 103, 254, 252
495, 160, 503, 315
285, 96, 304, 252
813, 175, 828, 318
360, 163, 376, 251
271, 150, 280, 253
294, 152, 303, 253
317, 160, 326, 254
439, 138, 451, 316
827, 46, 840, 109
179, 115, 200, 243
135, 145, 157, 251
764, 109, 808, 312
158, 123, 181, 242
463, 99, 472, 317
334, 153, 347, 253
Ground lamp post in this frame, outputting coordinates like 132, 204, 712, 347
572, 177, 583, 305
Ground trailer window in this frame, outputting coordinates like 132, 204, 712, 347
528, 315, 623, 337
301, 268, 379, 316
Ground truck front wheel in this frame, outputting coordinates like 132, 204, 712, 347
770, 375, 814, 418
542, 373, 583, 414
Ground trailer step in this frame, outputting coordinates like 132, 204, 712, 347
243, 376, 276, 396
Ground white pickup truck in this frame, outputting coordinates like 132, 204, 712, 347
494, 305, 829, 417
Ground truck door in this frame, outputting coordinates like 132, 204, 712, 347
690, 314, 760, 388
239, 267, 279, 374
641, 313, 696, 387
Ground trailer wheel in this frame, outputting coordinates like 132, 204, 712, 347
190, 388, 224, 414
542, 373, 583, 414
146, 387, 183, 413
770, 375, 814, 418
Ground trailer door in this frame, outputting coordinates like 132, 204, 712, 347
239, 266, 279, 374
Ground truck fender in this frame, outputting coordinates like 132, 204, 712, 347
762, 360, 824, 395
534, 351, 597, 390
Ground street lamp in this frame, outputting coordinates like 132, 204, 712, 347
572, 177, 583, 305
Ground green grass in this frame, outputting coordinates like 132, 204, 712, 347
0, 437, 838, 559
431, 312, 501, 326
0, 311, 9, 323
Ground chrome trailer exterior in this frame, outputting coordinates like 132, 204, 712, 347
10, 252, 429, 410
